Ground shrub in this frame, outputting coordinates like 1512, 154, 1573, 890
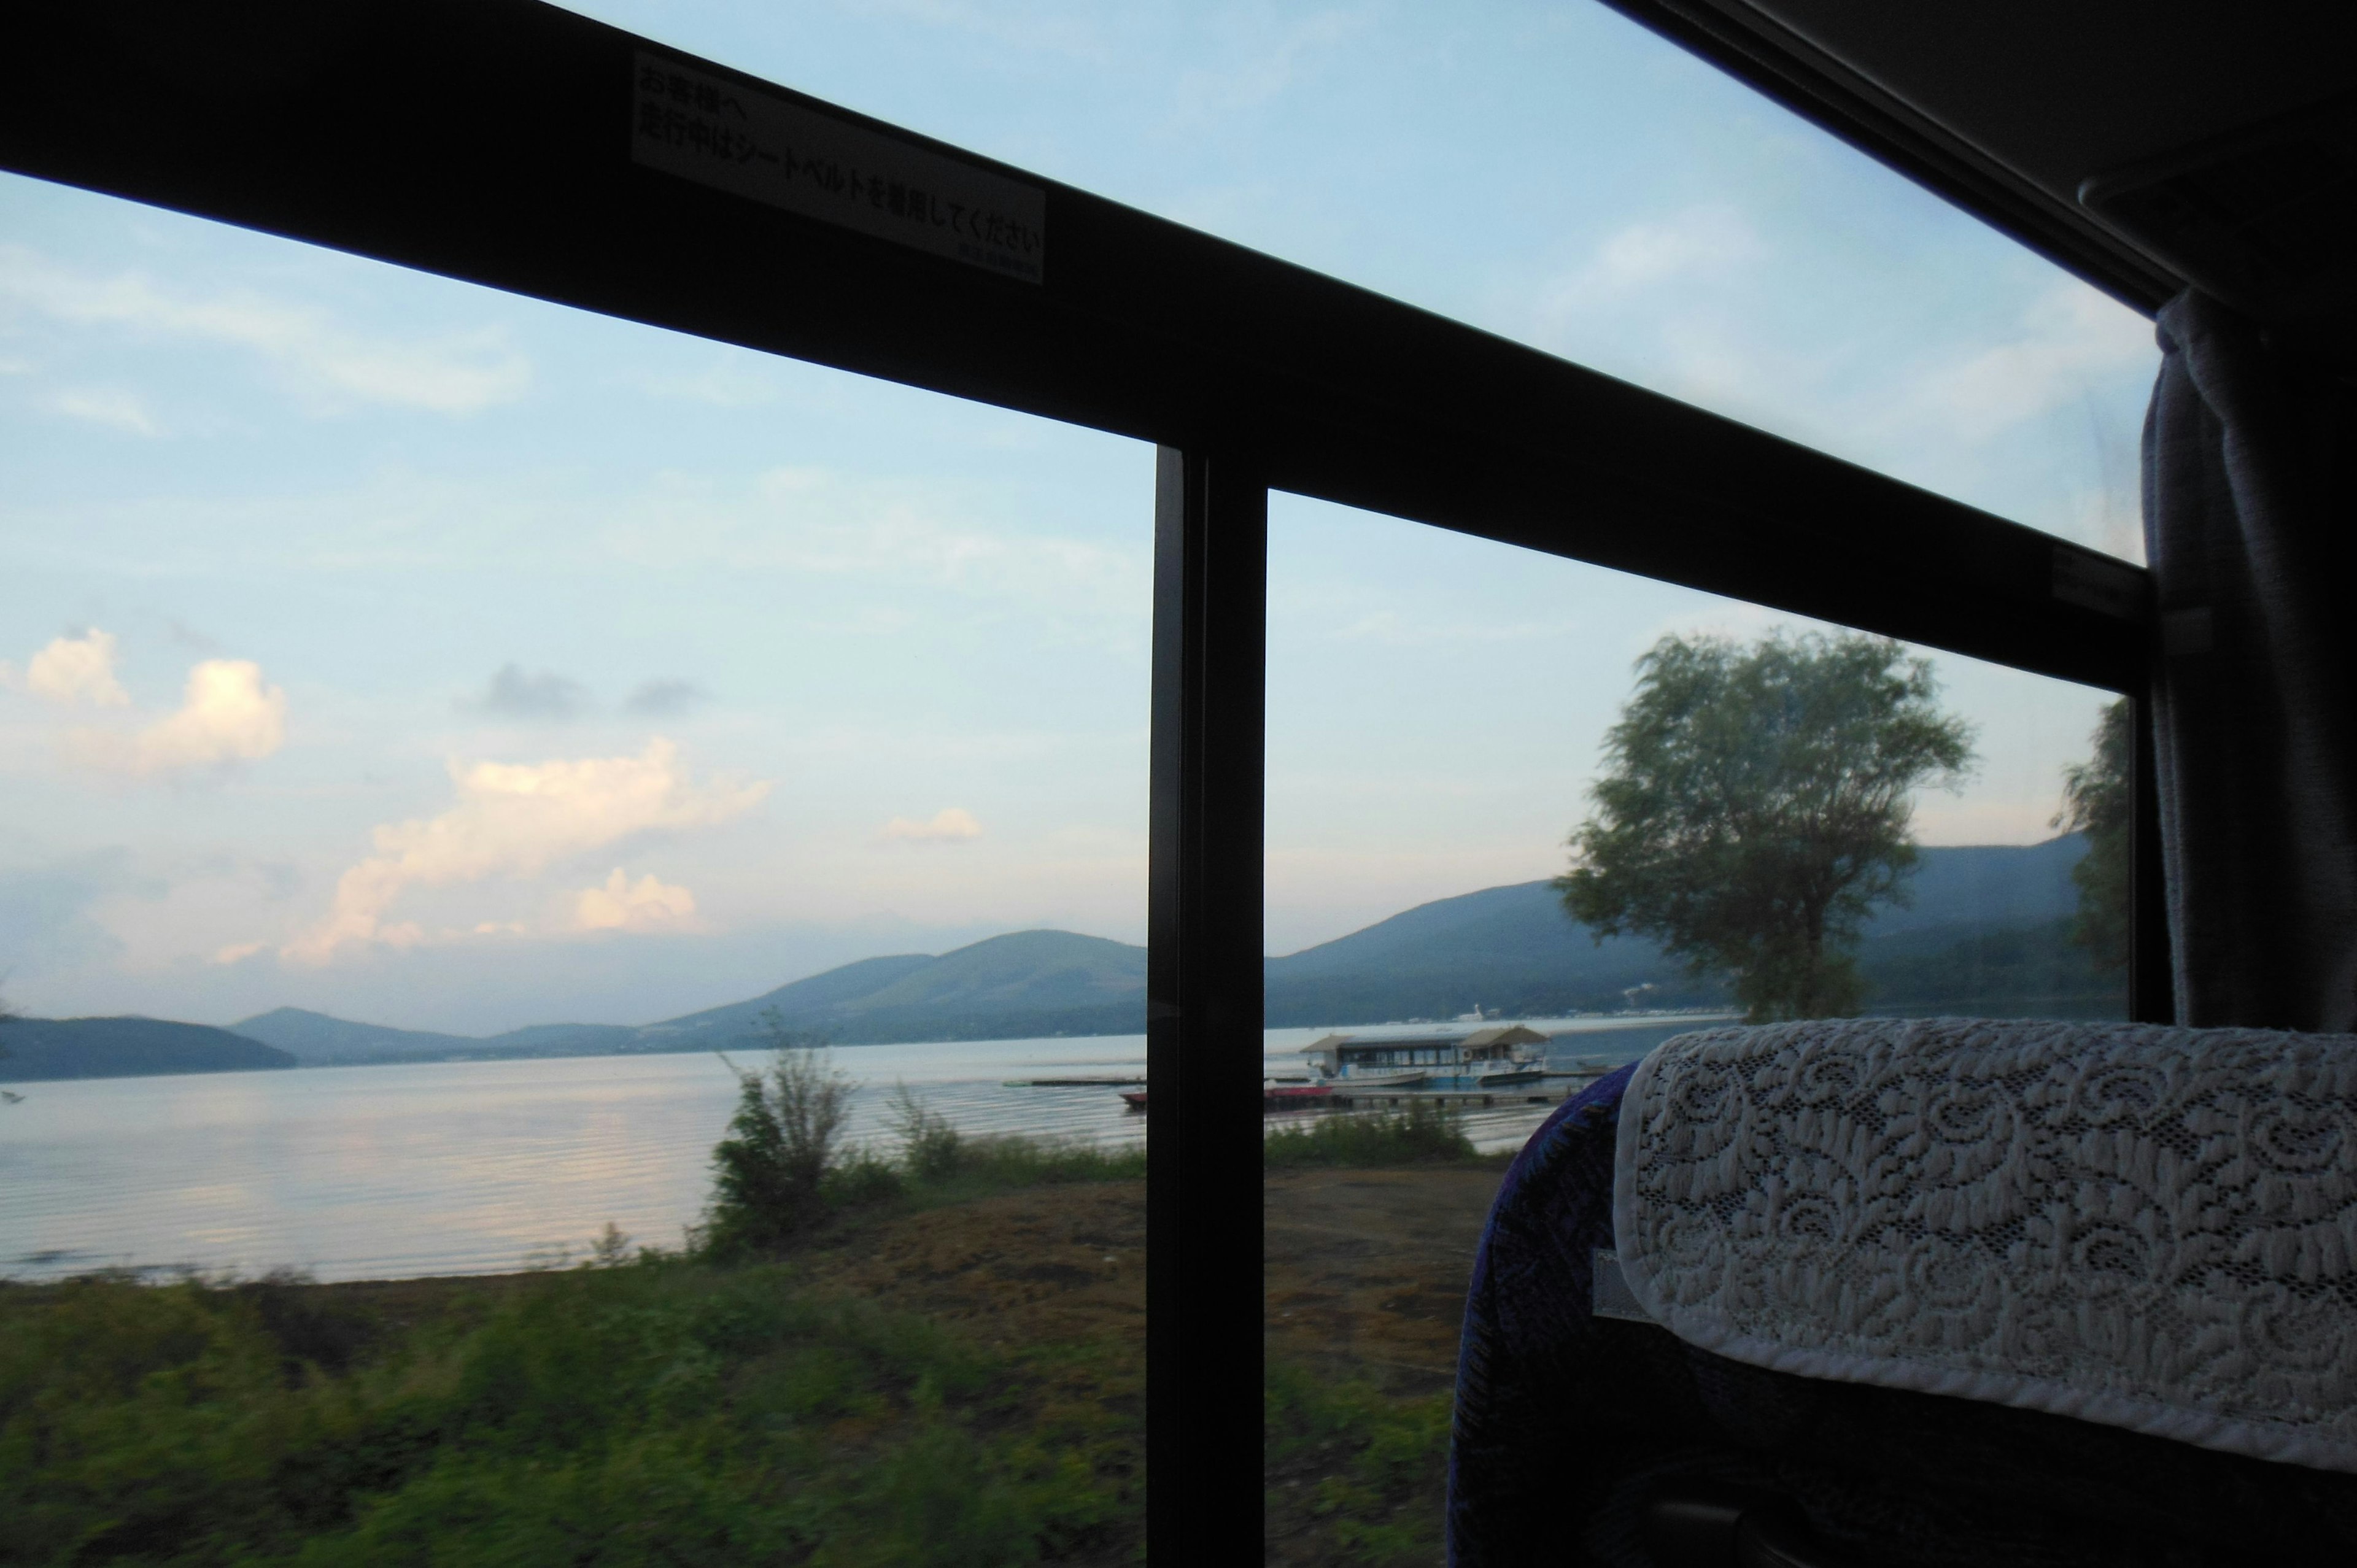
891, 1081, 965, 1183
698, 1019, 851, 1259
823, 1148, 906, 1209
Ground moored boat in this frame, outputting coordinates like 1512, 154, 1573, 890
1298, 1024, 1551, 1091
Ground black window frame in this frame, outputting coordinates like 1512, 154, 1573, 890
0, 4, 2171, 1556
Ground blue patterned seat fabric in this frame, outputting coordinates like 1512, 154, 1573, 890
1447, 1064, 2357, 1567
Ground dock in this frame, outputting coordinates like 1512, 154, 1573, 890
1001, 1077, 1148, 1087
1280, 1072, 1612, 1113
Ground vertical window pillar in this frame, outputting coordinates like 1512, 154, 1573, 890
1147, 445, 1267, 1556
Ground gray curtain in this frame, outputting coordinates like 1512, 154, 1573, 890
2145, 291, 2357, 1030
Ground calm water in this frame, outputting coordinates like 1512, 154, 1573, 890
0, 1017, 1713, 1282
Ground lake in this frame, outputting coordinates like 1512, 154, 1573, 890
0, 1016, 1717, 1283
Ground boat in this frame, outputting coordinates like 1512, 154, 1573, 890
1474, 1066, 1550, 1087
1120, 1089, 1149, 1111
1296, 1024, 1551, 1091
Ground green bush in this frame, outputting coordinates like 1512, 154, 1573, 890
699, 1025, 851, 1259
891, 1083, 967, 1183
1261, 1103, 1477, 1168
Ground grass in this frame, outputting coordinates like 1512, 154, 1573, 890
1264, 1361, 1453, 1568
825, 1135, 1148, 1218
1261, 1103, 1483, 1169
0, 1255, 1139, 1568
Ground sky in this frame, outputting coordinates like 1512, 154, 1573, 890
0, 1, 2157, 1034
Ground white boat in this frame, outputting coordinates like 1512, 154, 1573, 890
1297, 1025, 1550, 1090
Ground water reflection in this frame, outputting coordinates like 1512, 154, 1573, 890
1, 1017, 1716, 1282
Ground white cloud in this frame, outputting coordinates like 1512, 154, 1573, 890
1172, 9, 1368, 120
572, 868, 699, 932
880, 806, 983, 843
0, 244, 530, 414
74, 659, 287, 775
4, 628, 130, 708
608, 466, 1148, 618
1542, 207, 1763, 311
1905, 284, 2157, 443
283, 738, 768, 964
53, 387, 158, 435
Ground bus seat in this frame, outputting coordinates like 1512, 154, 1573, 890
1449, 1021, 2357, 1567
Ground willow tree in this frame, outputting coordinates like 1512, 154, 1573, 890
1559, 631, 1976, 1022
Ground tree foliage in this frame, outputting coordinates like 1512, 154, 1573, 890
2055, 697, 2132, 973
1559, 631, 1976, 1022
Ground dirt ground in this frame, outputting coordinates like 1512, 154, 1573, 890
308, 1167, 1506, 1370
793, 1167, 1506, 1383
1263, 1166, 1506, 1395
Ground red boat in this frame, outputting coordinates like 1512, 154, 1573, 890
1120, 1090, 1149, 1111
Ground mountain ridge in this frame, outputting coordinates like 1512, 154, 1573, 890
0, 1016, 296, 1082
215, 836, 2116, 1066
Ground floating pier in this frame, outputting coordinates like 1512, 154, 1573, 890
1295, 1071, 1612, 1113
1002, 1077, 1148, 1087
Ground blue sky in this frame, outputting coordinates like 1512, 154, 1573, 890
0, 1, 2153, 1033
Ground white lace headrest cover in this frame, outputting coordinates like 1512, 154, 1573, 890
1613, 1018, 2357, 1472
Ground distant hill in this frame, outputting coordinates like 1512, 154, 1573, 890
231, 1008, 473, 1065
1262, 835, 2103, 1025
1859, 836, 2084, 937
0, 1016, 296, 1082
212, 835, 2118, 1065
231, 1007, 633, 1066
234, 935, 1149, 1064
1266, 881, 1702, 1025
642, 931, 1145, 1048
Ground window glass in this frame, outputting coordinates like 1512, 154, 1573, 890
1, 175, 1150, 1558
571, 0, 2158, 562
1261, 495, 2126, 1559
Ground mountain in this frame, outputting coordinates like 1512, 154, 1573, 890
1849, 836, 2119, 1018
650, 931, 1146, 1048
231, 1008, 474, 1064
219, 835, 2117, 1065
629, 954, 942, 1052
1266, 882, 1703, 1025
231, 1007, 634, 1066
827, 931, 1145, 1042
1263, 835, 2110, 1025
1860, 836, 2084, 937
0, 1016, 296, 1082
